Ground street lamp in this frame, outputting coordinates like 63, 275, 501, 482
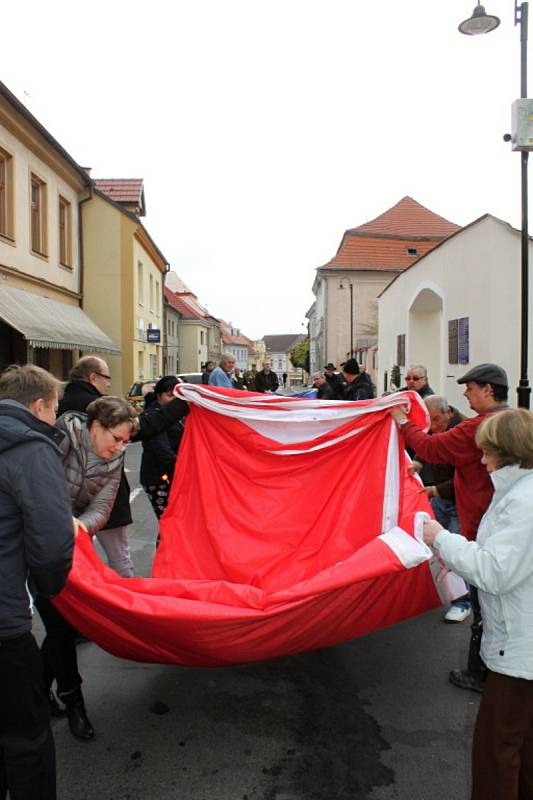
338, 279, 355, 359
459, 1, 531, 409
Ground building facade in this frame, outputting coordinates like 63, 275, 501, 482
263, 334, 307, 386
378, 214, 533, 412
0, 81, 118, 375
81, 181, 167, 395
309, 197, 460, 377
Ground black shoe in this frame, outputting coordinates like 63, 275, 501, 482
66, 702, 94, 740
48, 690, 67, 718
449, 669, 485, 693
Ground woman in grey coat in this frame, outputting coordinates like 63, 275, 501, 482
35, 396, 138, 742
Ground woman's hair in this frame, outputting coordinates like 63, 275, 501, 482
154, 375, 179, 397
475, 409, 533, 469
86, 396, 139, 433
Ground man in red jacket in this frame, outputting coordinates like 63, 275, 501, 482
391, 363, 509, 692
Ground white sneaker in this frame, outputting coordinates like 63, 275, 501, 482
444, 605, 471, 624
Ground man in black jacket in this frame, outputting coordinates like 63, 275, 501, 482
399, 364, 435, 398
0, 364, 74, 800
339, 359, 375, 401
255, 362, 279, 393
312, 371, 337, 400
59, 357, 189, 576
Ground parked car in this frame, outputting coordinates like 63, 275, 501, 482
126, 380, 157, 412
176, 373, 204, 384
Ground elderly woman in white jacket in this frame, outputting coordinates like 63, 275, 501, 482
423, 408, 533, 800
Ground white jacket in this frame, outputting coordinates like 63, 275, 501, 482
435, 465, 533, 680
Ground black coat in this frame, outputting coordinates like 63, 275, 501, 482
58, 380, 101, 415
0, 400, 73, 639
317, 381, 336, 400
140, 401, 184, 486
255, 370, 279, 393
340, 375, 375, 401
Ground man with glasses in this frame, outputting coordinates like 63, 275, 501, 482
58, 356, 111, 414
400, 365, 435, 398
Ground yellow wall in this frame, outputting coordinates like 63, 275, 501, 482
0, 97, 83, 296
179, 322, 208, 372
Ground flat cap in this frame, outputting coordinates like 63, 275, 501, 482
457, 363, 508, 387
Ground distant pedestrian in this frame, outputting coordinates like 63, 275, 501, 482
312, 371, 336, 400
233, 367, 246, 390
324, 363, 343, 396
400, 365, 435, 398
201, 361, 215, 384
209, 354, 236, 389
255, 362, 279, 393
339, 359, 375, 401
245, 365, 258, 392
141, 376, 185, 522
282, 372, 288, 387
0, 364, 74, 800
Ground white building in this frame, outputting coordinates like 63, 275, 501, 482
378, 214, 533, 413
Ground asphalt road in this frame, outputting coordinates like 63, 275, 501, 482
35, 443, 478, 800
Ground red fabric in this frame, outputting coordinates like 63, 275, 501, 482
53, 390, 439, 667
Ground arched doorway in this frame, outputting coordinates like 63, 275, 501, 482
408, 287, 443, 391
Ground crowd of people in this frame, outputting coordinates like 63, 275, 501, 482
0, 353, 532, 800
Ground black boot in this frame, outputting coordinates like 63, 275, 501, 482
59, 688, 94, 740
48, 690, 67, 718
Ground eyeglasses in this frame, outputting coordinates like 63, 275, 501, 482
406, 375, 424, 382
94, 372, 112, 381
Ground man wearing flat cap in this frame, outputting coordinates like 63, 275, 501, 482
390, 363, 509, 693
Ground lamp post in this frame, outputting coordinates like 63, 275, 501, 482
338, 279, 354, 359
459, 1, 531, 409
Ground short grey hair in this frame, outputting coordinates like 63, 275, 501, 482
313, 371, 324, 380
220, 352, 236, 366
69, 356, 107, 382
424, 395, 449, 413
409, 364, 427, 377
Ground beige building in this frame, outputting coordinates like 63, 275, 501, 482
308, 197, 460, 384
0, 81, 118, 374
81, 179, 167, 395
378, 214, 533, 411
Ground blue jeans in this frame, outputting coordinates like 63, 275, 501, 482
430, 496, 471, 611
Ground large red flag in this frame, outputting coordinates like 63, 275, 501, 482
54, 389, 448, 667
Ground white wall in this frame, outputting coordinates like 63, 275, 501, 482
378, 216, 533, 413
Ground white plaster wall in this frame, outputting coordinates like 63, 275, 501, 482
378, 216, 533, 413
0, 124, 80, 294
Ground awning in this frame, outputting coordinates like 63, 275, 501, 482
0, 286, 120, 354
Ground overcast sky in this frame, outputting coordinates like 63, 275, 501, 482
2, 0, 528, 338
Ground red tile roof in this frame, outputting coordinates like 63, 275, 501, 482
352, 196, 460, 238
164, 288, 206, 320
94, 179, 145, 213
321, 196, 461, 272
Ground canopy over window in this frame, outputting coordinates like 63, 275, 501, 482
0, 285, 120, 354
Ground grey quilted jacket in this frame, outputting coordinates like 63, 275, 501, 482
56, 411, 123, 534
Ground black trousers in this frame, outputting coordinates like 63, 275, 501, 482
33, 596, 81, 696
0, 632, 56, 800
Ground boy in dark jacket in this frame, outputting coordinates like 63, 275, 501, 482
0, 364, 74, 800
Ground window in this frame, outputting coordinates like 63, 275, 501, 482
30, 174, 47, 255
449, 317, 469, 364
200, 331, 204, 345
58, 196, 72, 267
137, 261, 144, 304
149, 274, 154, 312
155, 281, 160, 316
396, 334, 406, 366
0, 148, 14, 240
406, 247, 418, 256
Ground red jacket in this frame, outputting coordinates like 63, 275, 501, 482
401, 408, 507, 540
